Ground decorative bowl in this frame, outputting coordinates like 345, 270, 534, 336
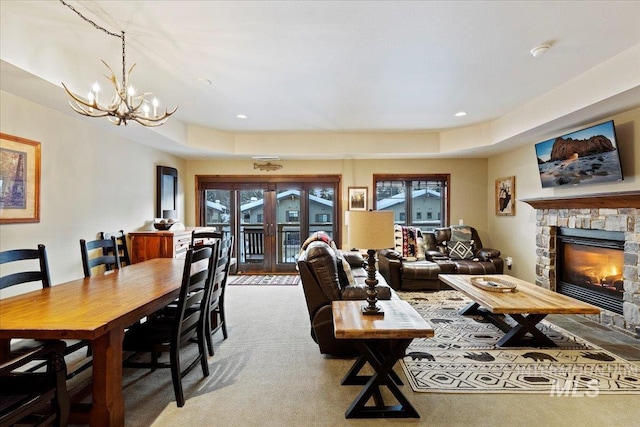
153, 222, 174, 230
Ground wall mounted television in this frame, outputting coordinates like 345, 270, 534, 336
535, 120, 623, 188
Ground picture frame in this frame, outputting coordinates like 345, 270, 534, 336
0, 133, 41, 223
495, 176, 515, 216
348, 187, 368, 211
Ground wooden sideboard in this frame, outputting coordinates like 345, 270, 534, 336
129, 227, 212, 264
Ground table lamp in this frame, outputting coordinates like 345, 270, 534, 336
347, 210, 395, 316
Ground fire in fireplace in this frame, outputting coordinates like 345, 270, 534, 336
557, 228, 625, 315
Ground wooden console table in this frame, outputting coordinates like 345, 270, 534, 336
129, 227, 212, 264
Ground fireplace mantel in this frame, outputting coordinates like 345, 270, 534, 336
521, 191, 640, 209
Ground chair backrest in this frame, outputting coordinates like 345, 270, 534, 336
210, 239, 231, 306
0, 244, 52, 290
0, 339, 69, 426
218, 236, 234, 285
80, 237, 121, 278
191, 230, 223, 248
174, 246, 216, 346
100, 230, 131, 266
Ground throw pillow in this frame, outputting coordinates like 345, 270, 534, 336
448, 240, 475, 260
450, 225, 473, 242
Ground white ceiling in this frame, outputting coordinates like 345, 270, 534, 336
1, 1, 640, 159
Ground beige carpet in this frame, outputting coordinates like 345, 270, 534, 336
108, 285, 640, 427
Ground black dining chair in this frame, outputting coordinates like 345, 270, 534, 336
100, 230, 132, 266
0, 339, 70, 427
122, 246, 215, 407
0, 245, 88, 378
80, 237, 121, 277
205, 236, 233, 354
190, 231, 233, 354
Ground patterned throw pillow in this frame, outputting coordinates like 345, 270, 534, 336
448, 240, 475, 260
338, 257, 356, 287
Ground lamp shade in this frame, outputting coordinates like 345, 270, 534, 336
347, 210, 395, 250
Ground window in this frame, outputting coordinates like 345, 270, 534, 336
374, 174, 449, 231
286, 210, 299, 222
257, 213, 263, 223
315, 213, 330, 223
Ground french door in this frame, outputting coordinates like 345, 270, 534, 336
197, 176, 340, 273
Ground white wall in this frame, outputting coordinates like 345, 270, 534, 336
487, 107, 640, 283
0, 91, 186, 289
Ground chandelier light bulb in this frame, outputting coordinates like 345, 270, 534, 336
143, 103, 150, 118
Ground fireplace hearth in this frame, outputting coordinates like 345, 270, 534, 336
557, 228, 624, 314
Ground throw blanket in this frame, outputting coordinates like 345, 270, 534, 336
394, 225, 425, 259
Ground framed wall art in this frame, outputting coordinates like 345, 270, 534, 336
0, 133, 41, 223
348, 187, 367, 211
495, 176, 515, 216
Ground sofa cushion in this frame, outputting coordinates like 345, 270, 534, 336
452, 260, 498, 275
338, 257, 356, 287
448, 240, 475, 260
401, 260, 441, 280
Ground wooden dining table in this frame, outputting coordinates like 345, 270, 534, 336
0, 257, 186, 427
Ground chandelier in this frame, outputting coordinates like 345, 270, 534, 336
60, 0, 177, 127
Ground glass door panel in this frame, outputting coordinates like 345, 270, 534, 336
239, 188, 267, 271
308, 187, 335, 239
274, 186, 301, 270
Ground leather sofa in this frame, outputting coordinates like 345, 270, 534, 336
378, 226, 504, 291
297, 239, 396, 356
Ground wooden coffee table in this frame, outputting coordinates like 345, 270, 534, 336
439, 274, 600, 347
332, 300, 434, 418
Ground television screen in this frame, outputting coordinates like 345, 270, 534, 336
535, 120, 623, 188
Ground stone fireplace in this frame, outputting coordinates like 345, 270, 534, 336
524, 191, 640, 339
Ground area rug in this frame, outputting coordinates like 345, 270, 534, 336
227, 274, 300, 286
397, 291, 640, 394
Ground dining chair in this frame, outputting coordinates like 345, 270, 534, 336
100, 229, 132, 266
206, 236, 233, 354
122, 246, 215, 407
80, 237, 121, 277
0, 245, 88, 378
0, 339, 70, 427
190, 231, 232, 355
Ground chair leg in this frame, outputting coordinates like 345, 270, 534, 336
206, 310, 215, 357
169, 347, 185, 407
197, 326, 210, 377
219, 304, 228, 340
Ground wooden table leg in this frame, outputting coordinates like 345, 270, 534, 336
90, 329, 125, 427
498, 314, 556, 347
345, 339, 419, 419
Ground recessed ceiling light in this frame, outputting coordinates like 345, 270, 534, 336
196, 78, 212, 85
454, 111, 467, 117
236, 114, 247, 119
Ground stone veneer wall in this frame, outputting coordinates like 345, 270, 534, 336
535, 208, 640, 338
